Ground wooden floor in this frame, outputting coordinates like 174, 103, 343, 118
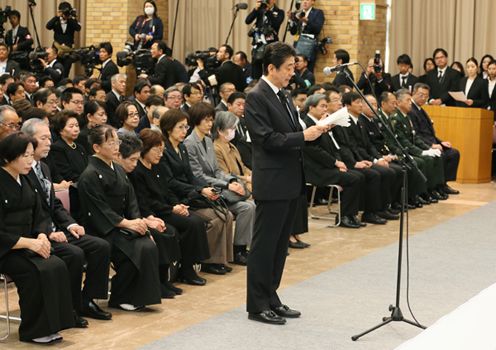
1, 182, 495, 349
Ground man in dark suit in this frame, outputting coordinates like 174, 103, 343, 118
391, 54, 418, 92
0, 43, 21, 78
245, 42, 327, 325
425, 48, 461, 106
142, 41, 186, 89
40, 46, 64, 85
288, 0, 325, 72
331, 49, 354, 88
409, 83, 460, 194
291, 54, 315, 89
487, 60, 496, 111
357, 57, 392, 101
131, 79, 152, 133
215, 82, 235, 113
105, 73, 128, 127
228, 92, 252, 169
233, 51, 253, 86
22, 118, 112, 326
98, 42, 119, 93
5, 10, 33, 53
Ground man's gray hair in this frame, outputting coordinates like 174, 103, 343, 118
212, 111, 239, 140
111, 73, 127, 83
394, 88, 411, 101
0, 105, 16, 123
303, 93, 328, 113
21, 118, 46, 136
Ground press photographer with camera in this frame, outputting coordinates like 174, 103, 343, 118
98, 42, 119, 93
37, 46, 64, 85
129, 1, 164, 50
287, 0, 324, 73
5, 10, 33, 54
46, 1, 81, 77
245, 0, 284, 79
357, 51, 392, 101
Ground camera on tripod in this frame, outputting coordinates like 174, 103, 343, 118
185, 50, 220, 70
28, 49, 49, 73
71, 46, 100, 76
116, 43, 154, 75
0, 6, 13, 40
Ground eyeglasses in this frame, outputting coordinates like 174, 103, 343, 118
167, 95, 182, 100
69, 100, 84, 105
127, 112, 140, 117
175, 124, 190, 131
46, 99, 58, 105
106, 139, 122, 147
0, 122, 22, 130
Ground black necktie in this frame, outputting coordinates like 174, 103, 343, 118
438, 70, 443, 83
277, 90, 297, 128
401, 76, 407, 88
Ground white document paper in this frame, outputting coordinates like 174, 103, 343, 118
448, 91, 467, 102
317, 107, 351, 127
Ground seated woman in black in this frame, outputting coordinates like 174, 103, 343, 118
0, 132, 73, 343
47, 110, 88, 182
77, 125, 161, 310
77, 100, 108, 154
116, 101, 140, 136
129, 129, 211, 288
160, 109, 234, 277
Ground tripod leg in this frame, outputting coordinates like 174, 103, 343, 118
351, 317, 393, 341
402, 318, 426, 329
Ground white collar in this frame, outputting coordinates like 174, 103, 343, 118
306, 113, 319, 125
262, 76, 281, 96
349, 114, 359, 124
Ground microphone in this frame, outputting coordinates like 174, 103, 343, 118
234, 2, 248, 10
323, 62, 357, 75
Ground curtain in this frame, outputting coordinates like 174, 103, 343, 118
168, 0, 294, 65
388, 0, 495, 76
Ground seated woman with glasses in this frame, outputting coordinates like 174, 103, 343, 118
0, 132, 74, 343
160, 109, 235, 279
128, 129, 210, 291
116, 101, 140, 136
184, 103, 255, 266
77, 125, 162, 311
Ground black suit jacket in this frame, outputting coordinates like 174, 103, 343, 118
148, 56, 176, 89
332, 67, 354, 88
27, 162, 76, 233
4, 60, 20, 78
245, 6, 284, 43
425, 66, 461, 106
5, 26, 33, 52
357, 72, 392, 99
215, 61, 247, 93
46, 16, 81, 46
105, 91, 125, 128
289, 8, 325, 36
245, 79, 305, 201
391, 73, 418, 92
457, 76, 488, 108
347, 116, 382, 161
43, 59, 65, 84
409, 103, 441, 145
487, 80, 496, 111
99, 60, 119, 93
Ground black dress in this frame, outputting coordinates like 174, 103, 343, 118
77, 156, 161, 307
129, 161, 210, 265
46, 139, 88, 182
0, 168, 74, 341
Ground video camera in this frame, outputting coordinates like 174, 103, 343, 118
28, 49, 48, 73
60, 4, 77, 19
185, 50, 220, 70
259, 0, 270, 9
317, 37, 332, 55
70, 46, 100, 76
373, 50, 382, 73
0, 6, 13, 40
116, 43, 154, 75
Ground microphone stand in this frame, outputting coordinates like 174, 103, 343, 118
170, 0, 181, 52
224, 5, 244, 45
28, 1, 42, 49
336, 68, 428, 341
282, 0, 295, 42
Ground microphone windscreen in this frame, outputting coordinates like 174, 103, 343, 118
237, 3, 249, 10
323, 67, 333, 76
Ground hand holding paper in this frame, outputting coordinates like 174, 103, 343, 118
448, 91, 467, 102
317, 107, 351, 128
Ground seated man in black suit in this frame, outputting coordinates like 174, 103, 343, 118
357, 56, 392, 101
215, 82, 235, 112
180, 82, 203, 116
409, 83, 460, 194
302, 93, 364, 228
425, 48, 461, 106
105, 73, 128, 127
98, 42, 119, 93
5, 10, 33, 53
0, 43, 20, 78
331, 49, 354, 87
391, 54, 418, 93
233, 51, 253, 86
228, 91, 252, 169
291, 54, 315, 89
22, 118, 112, 326
141, 41, 187, 89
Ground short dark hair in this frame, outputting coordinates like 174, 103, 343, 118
160, 109, 189, 137
88, 125, 116, 147
334, 49, 350, 64
139, 128, 164, 157
380, 91, 394, 104
9, 10, 21, 19
342, 91, 362, 106
23, 107, 49, 122
296, 54, 308, 63
423, 58, 435, 71
58, 1, 72, 11
234, 51, 248, 62
85, 78, 101, 90
291, 88, 308, 98
307, 84, 324, 95
33, 88, 55, 106
52, 110, 80, 135
397, 54, 413, 67
221, 44, 234, 59
0, 74, 14, 85
119, 132, 143, 158
6, 82, 22, 98
0, 132, 37, 166
88, 86, 105, 98
188, 102, 215, 126
39, 76, 54, 88
154, 41, 171, 56
488, 60, 496, 68
145, 94, 164, 108
134, 79, 151, 94
115, 101, 135, 127
99, 41, 113, 55
60, 87, 83, 105
84, 100, 106, 118
0, 43, 9, 51
433, 48, 448, 59
58, 78, 73, 88
227, 92, 246, 105
182, 83, 201, 98
73, 75, 87, 86
262, 42, 296, 76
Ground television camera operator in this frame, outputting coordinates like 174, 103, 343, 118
46, 1, 81, 77
33, 46, 64, 85
98, 42, 119, 93
245, 0, 284, 79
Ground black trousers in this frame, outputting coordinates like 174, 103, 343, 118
442, 147, 460, 182
247, 198, 298, 313
1, 252, 74, 341
352, 167, 382, 213
52, 233, 111, 313
371, 164, 397, 208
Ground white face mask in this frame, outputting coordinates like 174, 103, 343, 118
144, 7, 155, 16
223, 129, 235, 142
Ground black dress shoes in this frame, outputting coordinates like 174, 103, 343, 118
233, 251, 248, 265
201, 263, 226, 275
248, 310, 286, 325
81, 300, 112, 320
289, 240, 307, 249
178, 266, 207, 286
362, 212, 387, 225
352, 216, 367, 227
221, 264, 233, 273
377, 211, 399, 220
271, 304, 301, 318
432, 190, 448, 200
338, 215, 360, 228
443, 184, 459, 195
73, 313, 89, 328
164, 281, 183, 295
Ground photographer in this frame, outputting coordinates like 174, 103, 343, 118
287, 0, 324, 72
198, 44, 246, 93
5, 10, 33, 53
129, 1, 164, 50
357, 55, 392, 102
245, 0, 284, 79
38, 46, 64, 85
98, 42, 119, 93
46, 1, 81, 77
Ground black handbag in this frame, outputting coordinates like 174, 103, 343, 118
219, 180, 251, 204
